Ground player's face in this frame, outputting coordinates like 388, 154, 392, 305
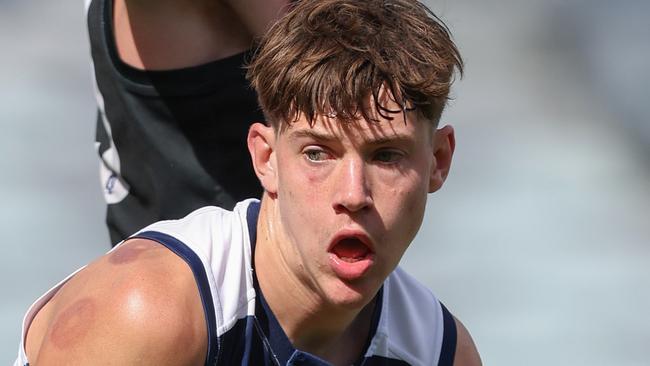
271, 100, 453, 309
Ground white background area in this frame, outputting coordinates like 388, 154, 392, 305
1, 0, 649, 364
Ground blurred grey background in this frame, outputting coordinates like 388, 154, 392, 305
1, 0, 649, 364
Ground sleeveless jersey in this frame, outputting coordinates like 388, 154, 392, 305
15, 200, 457, 365
86, 0, 264, 244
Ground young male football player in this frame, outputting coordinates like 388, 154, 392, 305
16, 0, 481, 364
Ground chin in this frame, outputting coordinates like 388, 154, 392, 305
324, 278, 380, 311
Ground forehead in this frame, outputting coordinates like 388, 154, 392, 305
280, 98, 433, 146
276, 86, 434, 143
284, 112, 423, 144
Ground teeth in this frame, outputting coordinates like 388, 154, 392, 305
339, 256, 364, 262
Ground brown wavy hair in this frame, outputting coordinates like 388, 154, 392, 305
246, 0, 463, 128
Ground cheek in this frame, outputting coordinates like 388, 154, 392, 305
376, 172, 428, 242
399, 186, 427, 233
277, 162, 330, 244
279, 158, 334, 219
278, 169, 322, 214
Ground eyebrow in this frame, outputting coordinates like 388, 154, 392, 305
287, 129, 416, 146
287, 129, 338, 143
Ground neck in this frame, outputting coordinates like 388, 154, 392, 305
254, 196, 376, 365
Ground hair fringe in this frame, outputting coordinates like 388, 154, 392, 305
247, 0, 464, 128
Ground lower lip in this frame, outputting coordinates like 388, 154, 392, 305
328, 253, 375, 281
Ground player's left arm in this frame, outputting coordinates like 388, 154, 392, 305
220, 0, 295, 39
453, 317, 482, 366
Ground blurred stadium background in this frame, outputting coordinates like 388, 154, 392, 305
1, 0, 648, 364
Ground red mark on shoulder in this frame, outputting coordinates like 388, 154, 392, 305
49, 298, 96, 349
109, 240, 152, 265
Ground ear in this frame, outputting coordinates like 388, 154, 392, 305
247, 123, 278, 195
429, 125, 455, 193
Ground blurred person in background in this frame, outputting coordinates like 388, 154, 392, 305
87, 0, 295, 245
15, 0, 481, 364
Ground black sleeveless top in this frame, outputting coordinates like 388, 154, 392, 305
87, 0, 264, 244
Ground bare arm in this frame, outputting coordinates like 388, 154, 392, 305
220, 0, 294, 39
26, 239, 207, 365
113, 0, 293, 70
453, 317, 482, 366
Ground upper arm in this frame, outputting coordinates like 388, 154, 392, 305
220, 0, 294, 39
27, 239, 207, 365
453, 317, 482, 366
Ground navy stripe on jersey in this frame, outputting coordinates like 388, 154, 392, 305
213, 315, 267, 365
439, 303, 457, 366
246, 200, 260, 246
132, 231, 218, 366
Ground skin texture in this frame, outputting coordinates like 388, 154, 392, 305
247, 94, 461, 364
47, 298, 96, 350
113, 0, 292, 70
25, 239, 207, 364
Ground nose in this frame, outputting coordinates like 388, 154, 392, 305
333, 156, 373, 213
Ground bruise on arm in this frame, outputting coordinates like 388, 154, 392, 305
48, 297, 97, 350
109, 239, 153, 265
28, 239, 208, 365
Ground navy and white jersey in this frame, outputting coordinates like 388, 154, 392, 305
15, 199, 456, 365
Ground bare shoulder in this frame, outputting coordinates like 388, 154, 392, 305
453, 316, 482, 366
26, 239, 207, 365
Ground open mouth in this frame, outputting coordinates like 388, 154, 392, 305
331, 238, 371, 262
328, 233, 376, 280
